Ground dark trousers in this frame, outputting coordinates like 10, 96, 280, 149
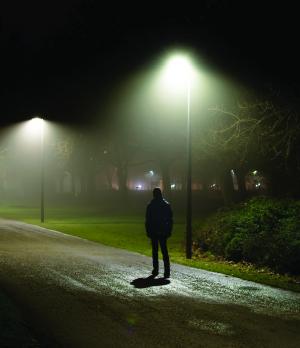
151, 237, 170, 272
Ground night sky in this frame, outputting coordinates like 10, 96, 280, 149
1, 1, 299, 127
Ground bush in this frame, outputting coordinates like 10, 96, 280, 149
196, 197, 300, 274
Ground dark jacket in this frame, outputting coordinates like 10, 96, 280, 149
145, 198, 173, 238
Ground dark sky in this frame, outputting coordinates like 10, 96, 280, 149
0, 0, 299, 126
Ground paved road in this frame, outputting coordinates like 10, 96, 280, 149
0, 219, 300, 347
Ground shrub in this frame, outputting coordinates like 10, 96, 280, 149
196, 197, 300, 274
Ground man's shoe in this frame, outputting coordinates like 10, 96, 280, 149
152, 269, 159, 277
164, 271, 170, 279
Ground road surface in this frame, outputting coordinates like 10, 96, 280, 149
0, 219, 299, 347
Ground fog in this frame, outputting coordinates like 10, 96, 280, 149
0, 51, 255, 217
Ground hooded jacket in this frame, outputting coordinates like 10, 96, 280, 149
145, 198, 173, 238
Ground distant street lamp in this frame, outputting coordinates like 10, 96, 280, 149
161, 53, 196, 259
27, 117, 45, 222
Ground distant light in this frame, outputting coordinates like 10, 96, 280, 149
253, 170, 258, 175
149, 170, 154, 176
171, 184, 176, 189
230, 169, 235, 175
136, 184, 142, 190
255, 183, 261, 188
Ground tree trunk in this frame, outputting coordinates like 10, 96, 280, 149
58, 174, 64, 194
87, 171, 95, 198
117, 163, 128, 199
79, 174, 86, 196
220, 169, 235, 206
105, 166, 113, 190
201, 174, 210, 194
235, 167, 247, 201
160, 161, 171, 199
264, 168, 282, 197
71, 172, 76, 197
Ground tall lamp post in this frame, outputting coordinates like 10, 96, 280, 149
27, 117, 45, 223
186, 70, 192, 259
161, 53, 196, 259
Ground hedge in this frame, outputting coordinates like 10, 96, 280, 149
196, 197, 300, 274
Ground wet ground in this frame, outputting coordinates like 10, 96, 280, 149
0, 219, 299, 347
0, 289, 40, 347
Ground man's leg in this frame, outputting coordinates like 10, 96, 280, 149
159, 238, 170, 278
151, 238, 159, 276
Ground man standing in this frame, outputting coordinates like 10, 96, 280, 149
145, 188, 173, 278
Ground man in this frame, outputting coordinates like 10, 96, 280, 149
145, 187, 173, 278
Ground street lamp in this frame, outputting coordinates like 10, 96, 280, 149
26, 117, 45, 223
161, 53, 196, 259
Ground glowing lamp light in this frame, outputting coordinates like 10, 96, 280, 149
25, 117, 44, 137
160, 53, 196, 93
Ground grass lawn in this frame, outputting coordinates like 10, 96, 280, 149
1, 204, 300, 292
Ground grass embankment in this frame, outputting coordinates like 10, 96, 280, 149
1, 204, 299, 292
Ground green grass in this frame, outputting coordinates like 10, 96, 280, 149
1, 204, 300, 292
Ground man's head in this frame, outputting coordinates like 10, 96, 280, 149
153, 187, 163, 199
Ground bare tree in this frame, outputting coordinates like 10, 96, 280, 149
194, 95, 300, 202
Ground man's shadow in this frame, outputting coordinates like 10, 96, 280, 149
130, 275, 170, 289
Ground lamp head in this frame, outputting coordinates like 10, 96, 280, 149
24, 117, 44, 136
161, 53, 196, 90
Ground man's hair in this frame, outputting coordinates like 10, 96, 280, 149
153, 187, 163, 199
